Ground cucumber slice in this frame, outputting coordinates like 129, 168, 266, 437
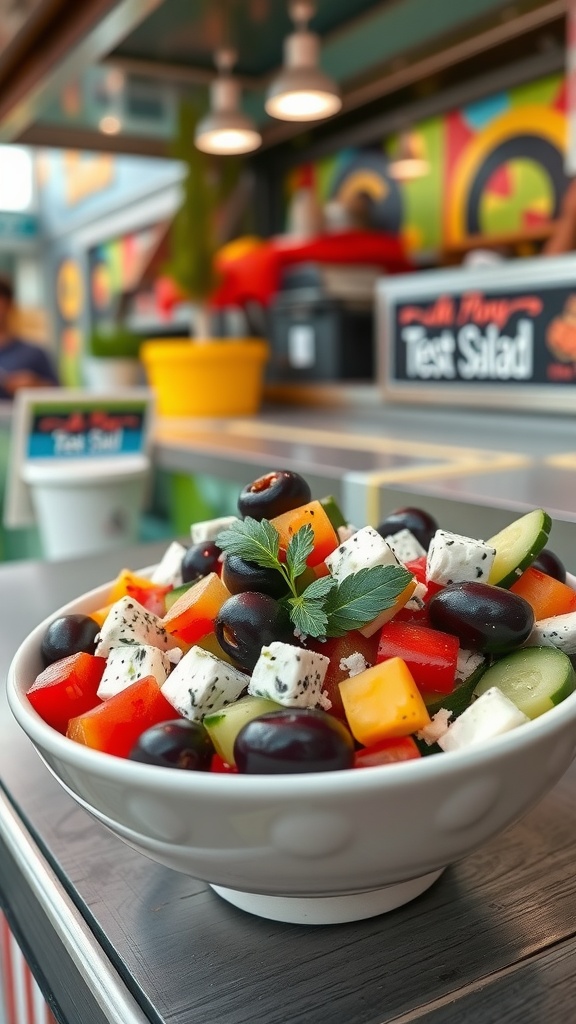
320, 495, 347, 532
487, 509, 551, 588
473, 646, 575, 719
164, 582, 194, 612
423, 665, 486, 719
204, 695, 281, 765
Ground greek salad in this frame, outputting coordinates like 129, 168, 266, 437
25, 470, 576, 774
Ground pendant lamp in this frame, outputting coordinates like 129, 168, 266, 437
195, 48, 262, 155
388, 130, 430, 181
265, 0, 341, 122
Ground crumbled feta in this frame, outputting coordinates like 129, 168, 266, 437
455, 648, 485, 682
339, 652, 369, 677
426, 529, 496, 587
150, 541, 186, 587
161, 647, 249, 721
438, 686, 529, 752
416, 708, 453, 745
97, 645, 171, 700
325, 526, 400, 582
191, 515, 240, 545
248, 642, 331, 710
95, 596, 178, 657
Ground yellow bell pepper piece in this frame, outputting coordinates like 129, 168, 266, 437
90, 603, 113, 627
339, 657, 431, 746
108, 569, 156, 603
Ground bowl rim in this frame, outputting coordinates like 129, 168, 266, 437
8, 569, 576, 798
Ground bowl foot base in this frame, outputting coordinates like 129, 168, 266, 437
211, 868, 445, 925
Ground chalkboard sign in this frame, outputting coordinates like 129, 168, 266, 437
4, 388, 153, 528
378, 255, 576, 411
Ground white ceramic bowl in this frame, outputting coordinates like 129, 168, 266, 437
8, 574, 576, 925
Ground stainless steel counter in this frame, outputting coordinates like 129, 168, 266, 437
154, 403, 576, 563
2, 545, 576, 1023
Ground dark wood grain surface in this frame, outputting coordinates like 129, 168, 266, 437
2, 546, 576, 1024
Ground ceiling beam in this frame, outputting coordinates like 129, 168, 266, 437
17, 121, 170, 157
0, 0, 164, 142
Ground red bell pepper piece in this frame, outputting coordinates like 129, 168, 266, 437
210, 754, 238, 774
26, 653, 106, 734
66, 676, 178, 758
404, 556, 444, 598
354, 736, 421, 768
376, 620, 458, 695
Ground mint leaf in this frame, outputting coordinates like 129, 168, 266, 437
289, 595, 328, 639
216, 516, 280, 571
324, 565, 413, 637
286, 524, 314, 583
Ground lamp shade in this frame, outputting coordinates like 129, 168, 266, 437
194, 61, 262, 155
265, 27, 341, 122
388, 131, 429, 181
195, 110, 262, 154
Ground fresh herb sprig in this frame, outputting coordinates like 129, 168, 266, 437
216, 518, 413, 639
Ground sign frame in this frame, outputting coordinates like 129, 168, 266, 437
377, 253, 576, 413
4, 387, 154, 529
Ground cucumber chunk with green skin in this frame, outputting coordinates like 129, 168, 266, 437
473, 646, 575, 719
320, 495, 347, 532
204, 695, 282, 765
164, 582, 194, 612
487, 509, 551, 588
424, 665, 487, 719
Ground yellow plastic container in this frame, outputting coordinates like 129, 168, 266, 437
140, 338, 269, 417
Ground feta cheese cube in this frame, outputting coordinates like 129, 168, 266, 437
191, 515, 240, 545
386, 528, 426, 563
248, 642, 331, 710
426, 529, 496, 586
325, 526, 400, 582
525, 612, 576, 656
438, 686, 529, 752
150, 541, 187, 587
95, 596, 178, 657
97, 645, 171, 700
161, 647, 249, 721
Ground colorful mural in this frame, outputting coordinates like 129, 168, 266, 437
286, 74, 568, 259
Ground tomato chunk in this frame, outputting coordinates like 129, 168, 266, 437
270, 501, 339, 567
108, 569, 171, 617
26, 653, 106, 734
66, 676, 177, 757
376, 621, 458, 695
509, 566, 576, 620
354, 736, 421, 768
162, 573, 230, 645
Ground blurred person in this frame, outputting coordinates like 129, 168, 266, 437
0, 274, 59, 399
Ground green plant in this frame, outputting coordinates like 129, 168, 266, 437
166, 101, 243, 305
88, 327, 142, 359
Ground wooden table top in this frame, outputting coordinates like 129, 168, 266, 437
1, 543, 576, 1024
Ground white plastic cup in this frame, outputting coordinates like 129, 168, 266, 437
22, 456, 149, 561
